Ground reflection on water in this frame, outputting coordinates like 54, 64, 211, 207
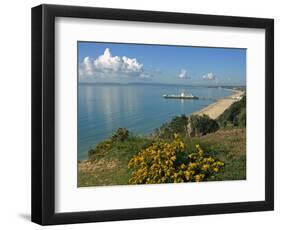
78, 84, 232, 159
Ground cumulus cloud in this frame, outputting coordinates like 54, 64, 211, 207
120, 56, 143, 74
94, 48, 122, 72
202, 72, 216, 80
79, 48, 144, 78
81, 56, 95, 76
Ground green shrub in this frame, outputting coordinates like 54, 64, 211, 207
88, 139, 112, 161
111, 128, 130, 142
88, 128, 130, 161
155, 115, 188, 139
237, 108, 246, 127
189, 115, 219, 136
218, 95, 246, 127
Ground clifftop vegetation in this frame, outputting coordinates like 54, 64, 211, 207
79, 95, 246, 187
217, 95, 246, 127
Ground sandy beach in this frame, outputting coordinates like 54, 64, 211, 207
193, 90, 245, 119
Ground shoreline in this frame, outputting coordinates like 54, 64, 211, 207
192, 90, 245, 119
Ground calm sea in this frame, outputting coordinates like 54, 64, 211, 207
78, 83, 232, 160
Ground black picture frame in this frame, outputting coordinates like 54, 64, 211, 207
31, 4, 274, 225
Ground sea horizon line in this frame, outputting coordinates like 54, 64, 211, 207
79, 81, 246, 89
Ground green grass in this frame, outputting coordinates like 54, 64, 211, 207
78, 128, 246, 187
78, 159, 130, 186
78, 136, 153, 187
183, 128, 246, 181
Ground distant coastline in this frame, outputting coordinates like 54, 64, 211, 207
79, 81, 246, 89
192, 90, 245, 119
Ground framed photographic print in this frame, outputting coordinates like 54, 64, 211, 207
31, 4, 274, 225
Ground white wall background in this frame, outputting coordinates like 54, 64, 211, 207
0, 0, 279, 229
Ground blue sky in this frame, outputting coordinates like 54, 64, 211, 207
78, 42, 246, 86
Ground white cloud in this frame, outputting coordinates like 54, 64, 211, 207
202, 72, 216, 80
139, 73, 152, 79
79, 48, 144, 78
81, 56, 95, 76
178, 69, 187, 79
120, 56, 143, 74
94, 48, 122, 72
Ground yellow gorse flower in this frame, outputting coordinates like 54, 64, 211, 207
202, 164, 210, 171
128, 136, 224, 184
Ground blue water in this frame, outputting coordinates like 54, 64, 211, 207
78, 84, 232, 160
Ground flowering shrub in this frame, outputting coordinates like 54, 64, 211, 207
128, 135, 224, 184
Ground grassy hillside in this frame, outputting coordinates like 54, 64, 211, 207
78, 128, 246, 186
79, 136, 153, 186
